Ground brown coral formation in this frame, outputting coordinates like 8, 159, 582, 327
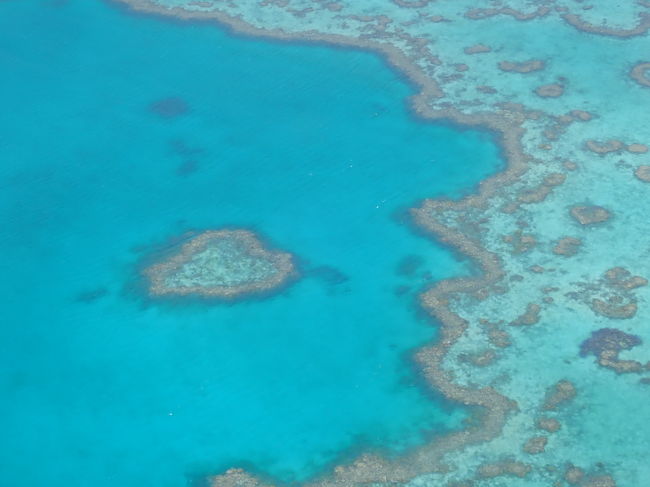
633, 165, 650, 182
498, 60, 545, 73
590, 297, 637, 319
536, 416, 561, 433
464, 44, 491, 54
565, 466, 585, 485
477, 85, 497, 94
584, 476, 617, 487
570, 110, 594, 121
585, 140, 646, 155
542, 380, 576, 410
596, 349, 647, 373
630, 62, 650, 87
584, 139, 624, 155
627, 143, 648, 153
553, 237, 582, 256
586, 140, 647, 155
445, 481, 474, 487
476, 460, 531, 479
211, 469, 272, 487
144, 229, 296, 299
586, 268, 646, 318
503, 230, 536, 254
480, 320, 512, 348
459, 349, 498, 367
563, 464, 617, 486
562, 12, 650, 38
564, 465, 616, 487
517, 172, 565, 205
487, 326, 512, 346
510, 303, 541, 326
390, 0, 433, 8
465, 6, 550, 21
564, 160, 578, 171
568, 268, 645, 321
604, 267, 648, 290
569, 205, 611, 225
522, 435, 548, 454
535, 83, 564, 98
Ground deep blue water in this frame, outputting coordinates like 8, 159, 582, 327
0, 1, 502, 485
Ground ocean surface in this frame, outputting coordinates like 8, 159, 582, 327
0, 1, 502, 485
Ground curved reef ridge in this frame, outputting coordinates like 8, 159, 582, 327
144, 230, 295, 299
114, 1, 650, 486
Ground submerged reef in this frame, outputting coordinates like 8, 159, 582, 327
580, 328, 649, 374
149, 96, 190, 118
115, 0, 650, 486
569, 205, 611, 225
498, 59, 545, 74
144, 230, 296, 299
567, 268, 647, 320
630, 62, 650, 87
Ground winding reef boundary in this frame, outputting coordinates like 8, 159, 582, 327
108, 1, 549, 485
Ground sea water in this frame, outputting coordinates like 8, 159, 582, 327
0, 0, 502, 485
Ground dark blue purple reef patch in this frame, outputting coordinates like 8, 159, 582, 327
579, 328, 642, 357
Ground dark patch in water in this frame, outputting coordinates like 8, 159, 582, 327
391, 207, 413, 227
394, 285, 411, 297
75, 287, 109, 304
579, 328, 642, 357
169, 138, 204, 157
177, 159, 199, 177
307, 265, 349, 286
396, 254, 425, 277
149, 97, 190, 118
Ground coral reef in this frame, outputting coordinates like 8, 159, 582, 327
476, 460, 531, 479
535, 417, 561, 433
553, 237, 582, 256
630, 61, 650, 87
569, 205, 611, 225
522, 436, 547, 455
144, 229, 296, 299
534, 83, 564, 98
541, 380, 576, 411
498, 60, 545, 73
580, 328, 648, 374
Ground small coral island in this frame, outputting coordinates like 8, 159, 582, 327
144, 229, 296, 299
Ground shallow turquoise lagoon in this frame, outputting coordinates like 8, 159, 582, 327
0, 1, 502, 485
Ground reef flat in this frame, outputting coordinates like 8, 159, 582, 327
144, 230, 296, 299
113, 1, 650, 486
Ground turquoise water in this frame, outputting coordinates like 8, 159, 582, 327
0, 1, 503, 485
